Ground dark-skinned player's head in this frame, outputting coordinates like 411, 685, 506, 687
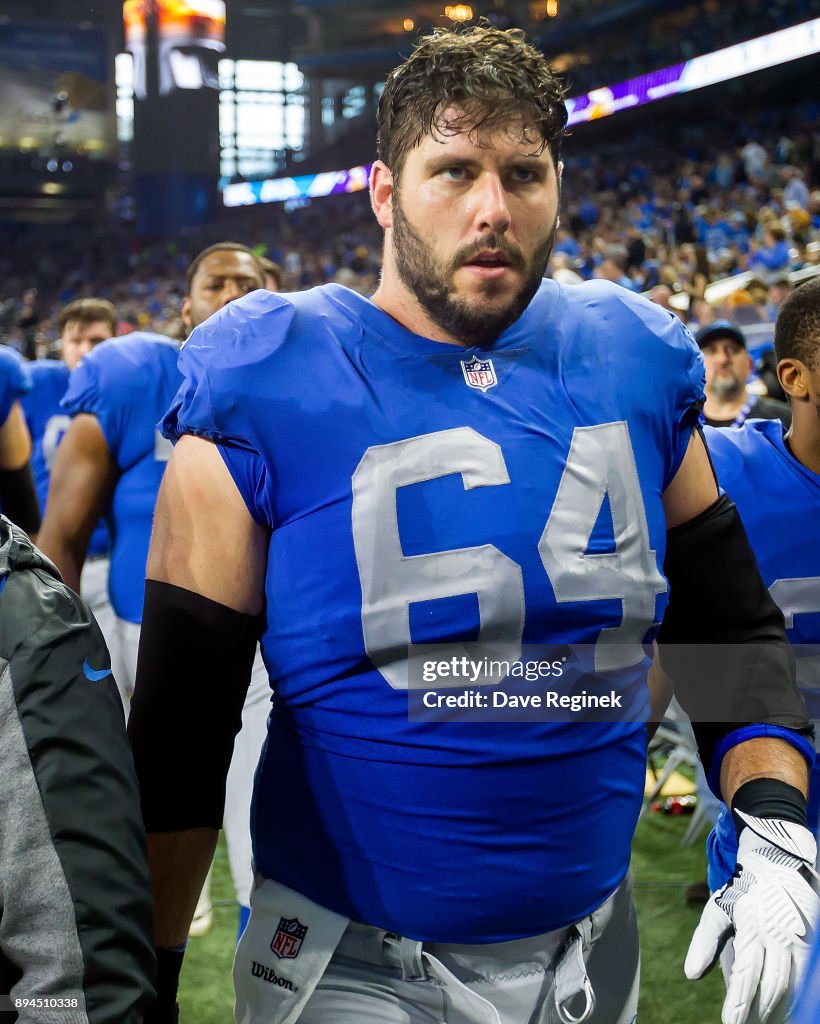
774, 277, 820, 429
182, 242, 264, 334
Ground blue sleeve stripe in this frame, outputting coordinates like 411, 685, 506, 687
709, 725, 817, 795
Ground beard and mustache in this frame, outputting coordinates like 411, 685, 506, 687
710, 372, 746, 399
390, 190, 558, 349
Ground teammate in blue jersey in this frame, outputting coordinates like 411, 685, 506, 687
23, 359, 112, 562
21, 299, 117, 641
0, 345, 39, 535
22, 297, 116, 522
700, 278, 820, 1019
131, 27, 817, 1024
38, 329, 182, 707
38, 243, 273, 942
178, 242, 280, 939
38, 246, 264, 708
24, 359, 71, 513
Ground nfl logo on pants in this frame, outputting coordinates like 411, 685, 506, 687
271, 917, 308, 959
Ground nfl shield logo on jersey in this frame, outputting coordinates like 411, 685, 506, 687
271, 917, 308, 959
461, 356, 497, 393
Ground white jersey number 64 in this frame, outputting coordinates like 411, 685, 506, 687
352, 423, 667, 689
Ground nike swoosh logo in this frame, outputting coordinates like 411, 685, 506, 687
83, 658, 111, 682
787, 893, 814, 945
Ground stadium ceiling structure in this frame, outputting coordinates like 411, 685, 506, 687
0, 0, 701, 78
222, 0, 687, 77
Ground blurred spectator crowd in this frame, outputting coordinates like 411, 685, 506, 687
553, 101, 819, 332
0, 101, 817, 361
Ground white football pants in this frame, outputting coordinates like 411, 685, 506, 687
236, 873, 639, 1024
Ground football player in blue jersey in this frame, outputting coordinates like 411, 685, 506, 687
39, 245, 264, 708
38, 243, 272, 944
131, 27, 817, 1024
700, 276, 820, 1020
58, 298, 118, 373
0, 345, 39, 535
21, 298, 117, 653
180, 243, 281, 940
38, 327, 182, 710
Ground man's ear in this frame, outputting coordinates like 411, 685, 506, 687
777, 357, 809, 401
370, 161, 394, 230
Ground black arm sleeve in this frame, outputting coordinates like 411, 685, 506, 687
656, 493, 812, 779
0, 463, 41, 536
128, 579, 261, 832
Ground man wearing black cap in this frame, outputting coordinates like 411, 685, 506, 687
697, 319, 791, 428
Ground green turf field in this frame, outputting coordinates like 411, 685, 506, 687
180, 812, 726, 1023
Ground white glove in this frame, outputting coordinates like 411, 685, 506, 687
685, 812, 819, 1024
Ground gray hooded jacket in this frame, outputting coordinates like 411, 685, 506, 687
0, 517, 155, 1022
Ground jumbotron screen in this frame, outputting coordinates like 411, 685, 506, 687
123, 0, 226, 99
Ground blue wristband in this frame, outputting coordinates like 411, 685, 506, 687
709, 724, 816, 796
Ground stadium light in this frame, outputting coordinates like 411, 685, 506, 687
445, 5, 473, 22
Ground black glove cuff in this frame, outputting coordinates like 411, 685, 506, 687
731, 777, 808, 837
146, 948, 184, 1023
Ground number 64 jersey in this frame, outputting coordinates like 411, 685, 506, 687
163, 279, 704, 943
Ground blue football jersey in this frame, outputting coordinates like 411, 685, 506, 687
704, 419, 820, 890
163, 280, 704, 941
21, 360, 108, 557
0, 346, 31, 425
62, 333, 181, 623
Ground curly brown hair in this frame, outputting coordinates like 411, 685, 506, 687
377, 25, 567, 179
